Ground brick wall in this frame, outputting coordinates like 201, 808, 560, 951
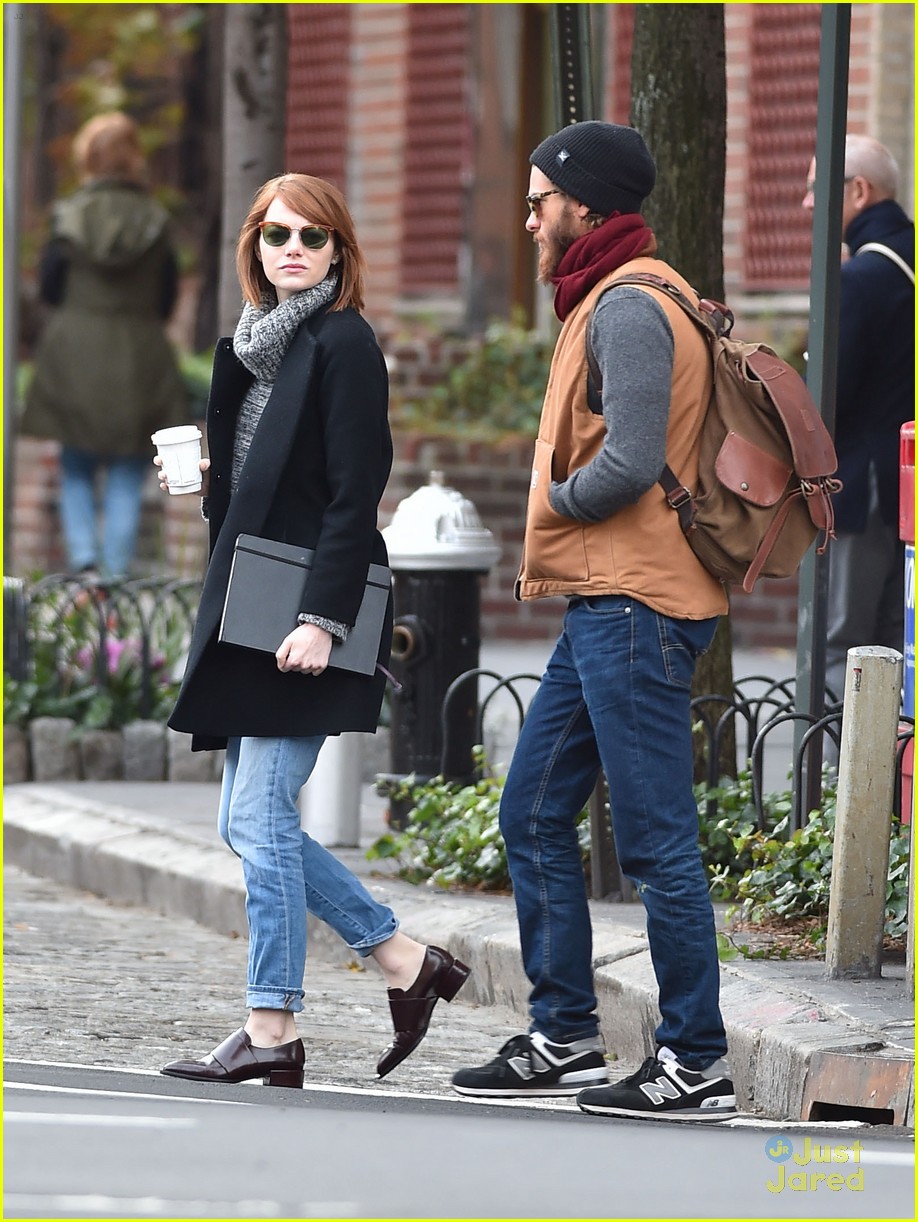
380, 433, 567, 642
723, 4, 752, 302
10, 437, 209, 582
348, 4, 410, 330
13, 2, 909, 656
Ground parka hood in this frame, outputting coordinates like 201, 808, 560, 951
52, 180, 170, 267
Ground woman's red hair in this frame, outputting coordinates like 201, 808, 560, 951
236, 174, 366, 312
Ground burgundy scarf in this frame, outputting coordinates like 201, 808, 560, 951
551, 214, 657, 321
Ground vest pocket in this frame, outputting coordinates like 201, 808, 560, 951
525, 438, 589, 582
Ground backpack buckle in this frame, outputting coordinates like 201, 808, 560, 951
665, 485, 695, 511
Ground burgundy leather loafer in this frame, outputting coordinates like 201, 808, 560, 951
377, 945, 471, 1078
161, 1028, 305, 1088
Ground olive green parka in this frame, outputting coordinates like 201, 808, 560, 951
22, 179, 187, 455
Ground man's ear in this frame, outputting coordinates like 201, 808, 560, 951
850, 175, 873, 211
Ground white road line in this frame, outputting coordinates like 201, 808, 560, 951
5, 1062, 577, 1109
6, 1082, 251, 1106
726, 1116, 868, 1129
2, 1196, 359, 1218
7, 1057, 164, 1075
7, 1111, 196, 1129
858, 1150, 915, 1167
9, 1064, 910, 1141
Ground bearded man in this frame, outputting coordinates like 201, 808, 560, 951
451, 122, 737, 1122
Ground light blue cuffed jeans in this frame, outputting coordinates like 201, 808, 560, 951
218, 735, 399, 1011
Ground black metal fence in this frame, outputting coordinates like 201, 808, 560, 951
440, 664, 913, 824
5, 573, 912, 841
4, 574, 199, 725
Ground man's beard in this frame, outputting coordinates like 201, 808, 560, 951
536, 227, 580, 284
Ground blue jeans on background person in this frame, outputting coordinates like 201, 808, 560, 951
499, 594, 726, 1070
59, 446, 150, 577
217, 735, 399, 1012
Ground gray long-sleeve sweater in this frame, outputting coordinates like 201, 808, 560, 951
548, 287, 674, 523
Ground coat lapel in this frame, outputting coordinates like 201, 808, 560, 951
219, 320, 319, 542
190, 319, 320, 668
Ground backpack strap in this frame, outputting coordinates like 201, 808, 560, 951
594, 272, 838, 478
584, 272, 840, 557
855, 242, 915, 285
584, 273, 732, 534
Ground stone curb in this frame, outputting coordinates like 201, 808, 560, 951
3, 787, 913, 1125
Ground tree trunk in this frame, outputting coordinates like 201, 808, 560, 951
630, 4, 736, 781
219, 4, 288, 336
179, 6, 225, 352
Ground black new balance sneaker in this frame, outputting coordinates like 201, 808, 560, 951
451, 1031, 608, 1097
576, 1045, 737, 1121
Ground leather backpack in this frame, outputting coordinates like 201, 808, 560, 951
586, 273, 842, 593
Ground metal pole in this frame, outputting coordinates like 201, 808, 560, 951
794, 4, 851, 825
548, 4, 596, 127
4, 5, 25, 570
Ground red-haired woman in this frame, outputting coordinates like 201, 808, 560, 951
155, 174, 468, 1089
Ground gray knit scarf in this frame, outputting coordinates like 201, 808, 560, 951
230, 274, 338, 490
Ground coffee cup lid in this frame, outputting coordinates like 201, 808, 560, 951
151, 425, 202, 445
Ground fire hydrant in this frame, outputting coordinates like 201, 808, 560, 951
380, 471, 501, 826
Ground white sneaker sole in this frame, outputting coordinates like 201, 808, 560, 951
453, 1070, 608, 1098
578, 1100, 737, 1121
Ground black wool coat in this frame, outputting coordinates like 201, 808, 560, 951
168, 305, 393, 750
835, 199, 915, 533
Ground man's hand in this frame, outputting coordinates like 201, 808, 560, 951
276, 623, 333, 675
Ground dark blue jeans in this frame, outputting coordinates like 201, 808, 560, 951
499, 595, 727, 1069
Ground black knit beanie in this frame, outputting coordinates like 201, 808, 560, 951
530, 121, 656, 216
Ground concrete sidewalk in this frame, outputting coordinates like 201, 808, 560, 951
4, 769, 913, 1126
3, 640, 912, 1124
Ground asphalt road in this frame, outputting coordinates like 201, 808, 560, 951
4, 865, 914, 1220
6, 1061, 914, 1219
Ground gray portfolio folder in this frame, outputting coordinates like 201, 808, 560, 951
218, 534, 391, 677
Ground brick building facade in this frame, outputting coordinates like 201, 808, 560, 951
12, 3, 914, 650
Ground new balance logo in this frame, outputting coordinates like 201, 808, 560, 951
508, 1056, 535, 1080
639, 1075, 682, 1105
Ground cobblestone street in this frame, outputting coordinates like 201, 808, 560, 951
3, 864, 531, 1097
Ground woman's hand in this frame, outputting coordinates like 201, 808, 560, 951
154, 455, 211, 496
276, 623, 333, 675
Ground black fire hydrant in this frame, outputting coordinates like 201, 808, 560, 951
380, 471, 501, 826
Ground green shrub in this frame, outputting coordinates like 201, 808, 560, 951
695, 768, 794, 899
369, 748, 591, 891
392, 314, 554, 438
177, 347, 215, 421
712, 797, 910, 951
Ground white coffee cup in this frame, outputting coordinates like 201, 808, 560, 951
151, 425, 204, 495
